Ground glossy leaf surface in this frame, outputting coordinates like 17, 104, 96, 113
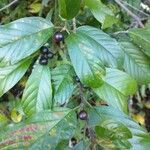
21, 64, 52, 116
52, 64, 75, 106
120, 42, 150, 84
58, 0, 81, 19
94, 68, 137, 112
0, 58, 31, 97
0, 17, 53, 66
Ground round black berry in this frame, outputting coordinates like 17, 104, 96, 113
39, 57, 48, 65
40, 46, 49, 54
71, 137, 77, 146
54, 32, 64, 43
75, 76, 80, 83
47, 51, 54, 59
78, 110, 88, 120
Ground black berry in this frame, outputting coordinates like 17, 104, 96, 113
75, 76, 80, 83
40, 46, 49, 54
39, 56, 48, 65
78, 110, 88, 120
71, 137, 77, 146
47, 51, 54, 59
54, 32, 64, 43
81, 128, 90, 138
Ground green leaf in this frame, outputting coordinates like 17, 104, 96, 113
129, 134, 150, 150
77, 26, 123, 68
88, 106, 149, 149
55, 140, 69, 150
95, 122, 132, 140
66, 31, 105, 88
127, 0, 141, 9
21, 64, 52, 116
0, 17, 53, 66
66, 26, 124, 88
120, 42, 150, 84
0, 108, 77, 149
88, 106, 146, 133
95, 124, 132, 149
84, 0, 117, 29
52, 64, 76, 106
0, 113, 8, 128
129, 27, 150, 57
73, 141, 84, 150
94, 68, 137, 113
58, 0, 81, 20
28, 133, 52, 150
0, 58, 31, 97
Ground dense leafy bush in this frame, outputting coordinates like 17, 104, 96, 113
0, 0, 150, 149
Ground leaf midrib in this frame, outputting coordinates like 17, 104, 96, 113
69, 34, 96, 79
1, 27, 52, 48
36, 67, 46, 111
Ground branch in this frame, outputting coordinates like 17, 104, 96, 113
0, 0, 18, 12
122, 0, 149, 17
114, 0, 144, 28
78, 83, 92, 108
72, 18, 77, 33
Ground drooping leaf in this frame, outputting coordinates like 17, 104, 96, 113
66, 26, 124, 88
84, 0, 117, 29
0, 17, 53, 66
120, 42, 150, 84
88, 106, 149, 150
51, 64, 76, 106
0, 58, 31, 97
58, 0, 82, 20
129, 27, 150, 57
0, 108, 77, 149
94, 68, 137, 113
21, 64, 52, 116
88, 106, 146, 134
66, 31, 105, 88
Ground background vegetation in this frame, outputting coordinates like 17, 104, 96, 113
0, 0, 150, 149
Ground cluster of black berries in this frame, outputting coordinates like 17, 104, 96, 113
39, 32, 64, 65
39, 46, 54, 65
